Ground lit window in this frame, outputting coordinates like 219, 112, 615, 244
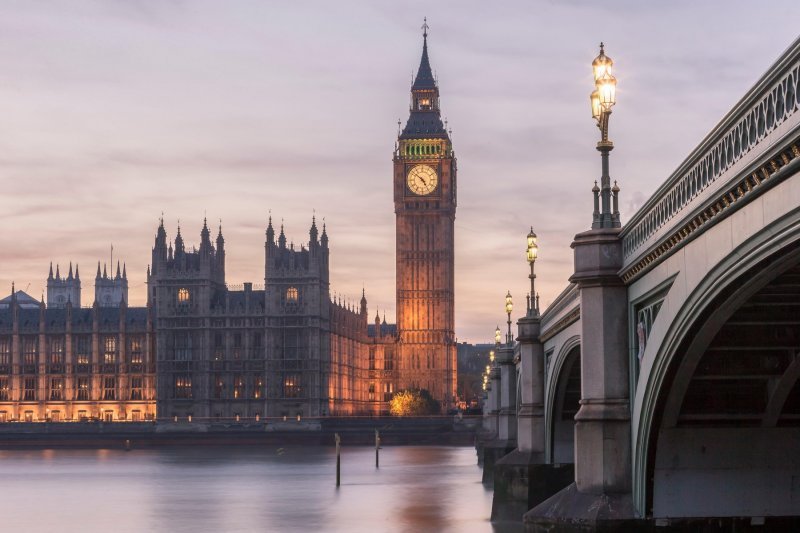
286, 287, 299, 303
254, 376, 263, 399
104, 337, 117, 364
177, 288, 190, 303
129, 338, 143, 364
0, 378, 9, 401
50, 378, 63, 401
174, 374, 192, 399
233, 374, 244, 399
77, 378, 89, 401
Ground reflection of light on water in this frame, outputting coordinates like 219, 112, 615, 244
0, 446, 508, 533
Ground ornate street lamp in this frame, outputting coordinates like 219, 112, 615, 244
495, 326, 502, 346
489, 350, 495, 363
526, 228, 539, 315
590, 43, 621, 229
505, 291, 513, 345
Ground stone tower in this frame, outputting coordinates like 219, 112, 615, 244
95, 261, 128, 307
149, 218, 227, 418
47, 262, 81, 308
264, 216, 332, 417
393, 23, 457, 411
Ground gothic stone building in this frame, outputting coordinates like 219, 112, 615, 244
0, 28, 456, 421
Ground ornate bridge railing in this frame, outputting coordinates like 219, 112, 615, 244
620, 37, 800, 281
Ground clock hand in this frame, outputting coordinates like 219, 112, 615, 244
419, 176, 427, 186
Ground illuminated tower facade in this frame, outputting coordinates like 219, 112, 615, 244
393, 23, 457, 410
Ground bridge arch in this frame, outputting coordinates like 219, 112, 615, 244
635, 215, 800, 517
545, 336, 580, 464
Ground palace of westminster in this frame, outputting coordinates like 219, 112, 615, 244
0, 29, 458, 422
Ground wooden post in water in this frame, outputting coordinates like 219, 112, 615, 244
335, 433, 341, 487
375, 429, 380, 468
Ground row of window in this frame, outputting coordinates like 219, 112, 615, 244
171, 373, 301, 400
0, 337, 145, 365
0, 377, 145, 401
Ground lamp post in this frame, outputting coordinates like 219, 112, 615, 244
505, 291, 513, 345
590, 43, 620, 229
526, 228, 539, 315
495, 326, 502, 347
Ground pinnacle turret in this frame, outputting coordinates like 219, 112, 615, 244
278, 222, 286, 248
266, 216, 275, 244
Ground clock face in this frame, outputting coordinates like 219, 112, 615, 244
406, 164, 438, 195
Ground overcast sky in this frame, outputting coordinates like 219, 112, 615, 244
1, 1, 798, 342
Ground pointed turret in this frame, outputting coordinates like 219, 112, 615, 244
266, 216, 275, 244
411, 19, 436, 91
278, 222, 287, 248
200, 217, 212, 255
55, 264, 61, 280
96, 262, 102, 280
68, 262, 73, 280
122, 263, 127, 279
48, 262, 54, 280
360, 288, 367, 316
175, 224, 184, 254
75, 264, 80, 280
321, 222, 328, 248
309, 215, 318, 244
216, 222, 225, 250
115, 261, 121, 280
102, 263, 108, 279
400, 19, 448, 140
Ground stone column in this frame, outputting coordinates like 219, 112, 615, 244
571, 229, 630, 496
525, 228, 635, 529
496, 344, 517, 443
516, 314, 544, 455
488, 363, 501, 435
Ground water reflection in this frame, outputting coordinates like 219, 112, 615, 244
0, 446, 520, 533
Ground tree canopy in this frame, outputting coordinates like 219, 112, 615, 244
389, 388, 441, 416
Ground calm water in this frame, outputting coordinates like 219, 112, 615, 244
0, 445, 520, 533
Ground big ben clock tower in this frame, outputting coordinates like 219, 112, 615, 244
394, 21, 457, 411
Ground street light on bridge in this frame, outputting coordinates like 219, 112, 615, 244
526, 228, 539, 316
590, 42, 621, 229
505, 291, 513, 345
495, 326, 502, 346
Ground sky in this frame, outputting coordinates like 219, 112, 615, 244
1, 1, 799, 343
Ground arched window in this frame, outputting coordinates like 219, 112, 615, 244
177, 288, 190, 303
286, 287, 299, 303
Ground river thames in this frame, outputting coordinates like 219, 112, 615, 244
0, 445, 520, 532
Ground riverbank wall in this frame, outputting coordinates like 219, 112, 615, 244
0, 416, 480, 449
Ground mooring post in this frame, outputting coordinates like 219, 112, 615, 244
335, 432, 341, 487
124, 439, 131, 451
375, 429, 380, 468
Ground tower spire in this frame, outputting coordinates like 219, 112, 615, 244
400, 20, 448, 139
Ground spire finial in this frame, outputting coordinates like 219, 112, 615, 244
422, 17, 429, 39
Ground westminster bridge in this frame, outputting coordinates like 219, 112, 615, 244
481, 35, 800, 530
